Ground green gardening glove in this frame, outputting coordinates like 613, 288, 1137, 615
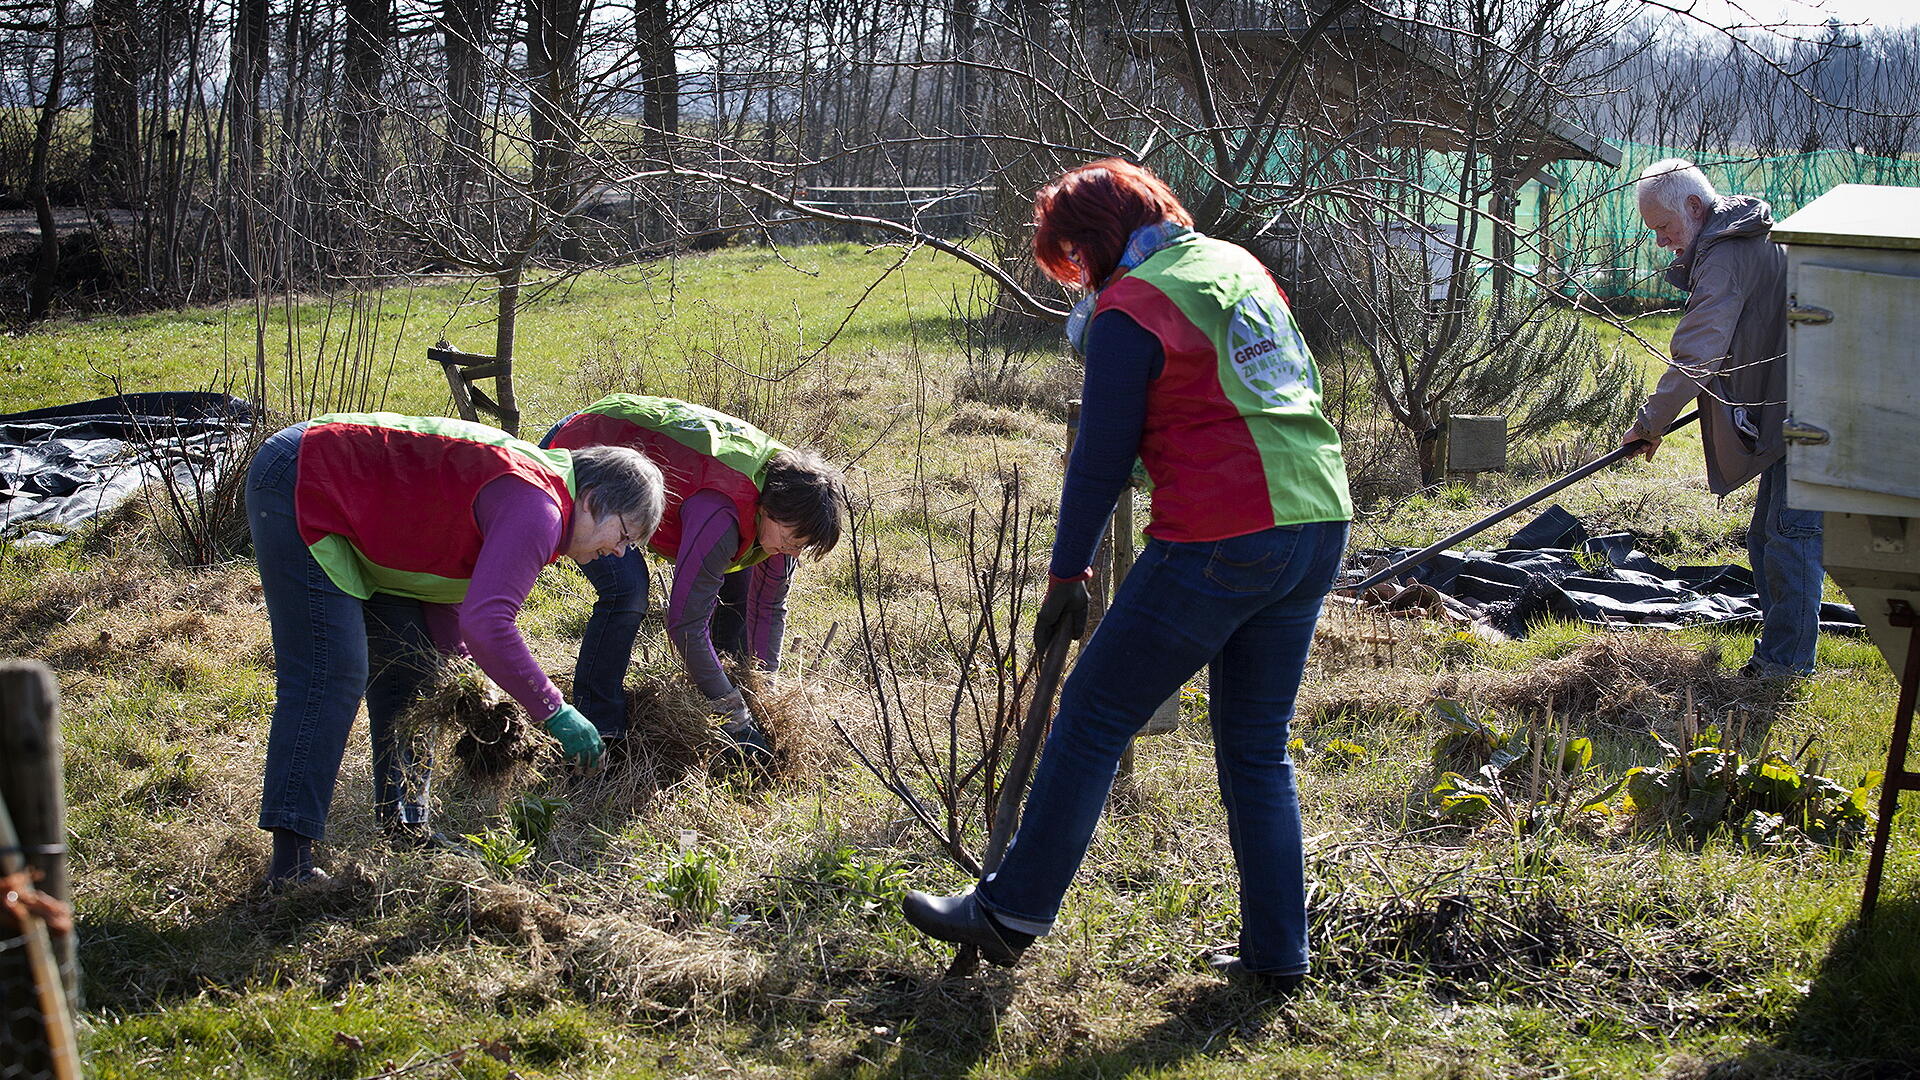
542, 704, 604, 768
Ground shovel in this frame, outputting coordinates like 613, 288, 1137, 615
1345, 410, 1700, 595
946, 627, 1075, 978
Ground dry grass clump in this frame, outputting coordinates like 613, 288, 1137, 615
1294, 600, 1447, 728
3, 537, 268, 677
945, 403, 1044, 440
564, 917, 770, 1022
1309, 851, 1762, 1027
398, 652, 847, 813
1447, 632, 1757, 734
739, 665, 850, 781
621, 670, 731, 779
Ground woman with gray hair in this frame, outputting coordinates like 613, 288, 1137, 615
246, 412, 664, 886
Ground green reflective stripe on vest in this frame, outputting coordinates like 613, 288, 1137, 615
1127, 238, 1352, 526
580, 395, 788, 483
308, 535, 478, 602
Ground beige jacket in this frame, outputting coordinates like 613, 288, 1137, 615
1634, 195, 1788, 496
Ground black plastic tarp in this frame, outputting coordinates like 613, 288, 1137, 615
1, 392, 254, 545
1348, 503, 1863, 639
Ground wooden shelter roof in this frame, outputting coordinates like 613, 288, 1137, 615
1128, 19, 1621, 180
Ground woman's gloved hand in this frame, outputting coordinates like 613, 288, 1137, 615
543, 704, 605, 768
709, 689, 774, 770
1033, 577, 1090, 653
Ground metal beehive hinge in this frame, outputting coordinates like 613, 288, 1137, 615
1782, 417, 1831, 445
1786, 299, 1834, 325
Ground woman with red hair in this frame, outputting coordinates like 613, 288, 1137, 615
902, 159, 1351, 991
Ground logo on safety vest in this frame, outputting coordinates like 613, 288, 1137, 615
1225, 295, 1309, 405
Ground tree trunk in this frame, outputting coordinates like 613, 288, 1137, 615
27, 0, 69, 320
636, 0, 677, 156
339, 0, 391, 191
526, 0, 586, 263
227, 0, 269, 295
441, 0, 492, 175
87, 0, 140, 207
493, 268, 522, 436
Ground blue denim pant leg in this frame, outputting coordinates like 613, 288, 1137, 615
979, 521, 1347, 975
363, 594, 438, 826
711, 568, 750, 659
1748, 461, 1823, 674
251, 424, 370, 841
1207, 525, 1345, 973
576, 548, 650, 737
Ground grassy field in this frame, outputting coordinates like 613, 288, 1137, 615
2, 246, 1915, 1079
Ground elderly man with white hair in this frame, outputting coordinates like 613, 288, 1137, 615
1622, 157, 1822, 678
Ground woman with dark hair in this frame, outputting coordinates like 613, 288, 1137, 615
248, 412, 664, 887
543, 395, 847, 763
902, 159, 1352, 989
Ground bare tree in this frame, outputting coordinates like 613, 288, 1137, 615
86, 0, 140, 206
225, 0, 269, 295
25, 0, 70, 320
338, 0, 392, 192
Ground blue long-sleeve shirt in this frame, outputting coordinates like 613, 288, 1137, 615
1050, 309, 1164, 579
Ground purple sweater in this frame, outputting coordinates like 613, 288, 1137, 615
667, 489, 793, 700
420, 475, 567, 722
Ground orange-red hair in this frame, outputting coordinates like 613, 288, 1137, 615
1032, 159, 1194, 288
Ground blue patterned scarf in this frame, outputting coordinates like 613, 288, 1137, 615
1064, 220, 1199, 356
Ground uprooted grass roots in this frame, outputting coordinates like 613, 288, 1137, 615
398, 663, 542, 785
395, 655, 847, 801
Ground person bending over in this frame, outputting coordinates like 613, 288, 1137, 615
249, 412, 663, 886
544, 394, 846, 762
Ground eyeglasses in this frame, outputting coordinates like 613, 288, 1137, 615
615, 515, 649, 551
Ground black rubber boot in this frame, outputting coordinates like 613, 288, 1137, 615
901, 889, 1034, 966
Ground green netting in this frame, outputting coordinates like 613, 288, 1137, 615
1546, 141, 1920, 301
1177, 135, 1917, 303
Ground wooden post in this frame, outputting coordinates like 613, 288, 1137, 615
428, 341, 521, 434
1115, 489, 1137, 779
0, 661, 73, 1007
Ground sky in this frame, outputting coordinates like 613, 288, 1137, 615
1701, 0, 1920, 29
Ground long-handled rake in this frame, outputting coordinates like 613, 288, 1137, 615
1346, 411, 1701, 595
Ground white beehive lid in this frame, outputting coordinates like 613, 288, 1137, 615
1772, 184, 1920, 251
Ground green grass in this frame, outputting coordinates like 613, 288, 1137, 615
0, 242, 983, 429
3, 244, 1915, 1079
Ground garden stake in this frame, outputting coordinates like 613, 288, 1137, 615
1347, 410, 1700, 595
946, 629, 1075, 978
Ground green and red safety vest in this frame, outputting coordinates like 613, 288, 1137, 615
1095, 235, 1351, 541
547, 395, 788, 567
295, 413, 576, 603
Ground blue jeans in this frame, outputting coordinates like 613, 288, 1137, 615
1748, 461, 1823, 675
573, 547, 754, 735
250, 424, 438, 840
978, 520, 1348, 976
575, 549, 648, 736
